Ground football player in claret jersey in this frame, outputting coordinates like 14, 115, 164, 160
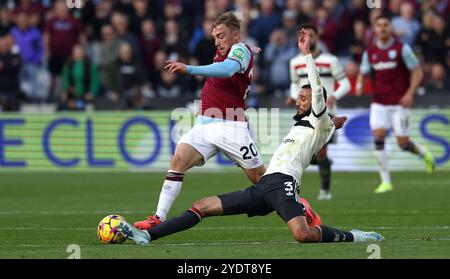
133, 12, 266, 230
117, 29, 384, 246
286, 24, 351, 200
356, 14, 435, 194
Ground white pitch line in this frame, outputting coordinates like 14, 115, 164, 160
0, 210, 449, 215
0, 226, 450, 231
2, 238, 450, 249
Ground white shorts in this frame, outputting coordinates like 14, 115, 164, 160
178, 115, 264, 169
370, 103, 411, 136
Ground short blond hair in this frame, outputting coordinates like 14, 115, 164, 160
213, 11, 241, 31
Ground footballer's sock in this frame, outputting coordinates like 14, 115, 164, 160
400, 140, 426, 158
374, 140, 391, 184
317, 225, 354, 242
317, 157, 331, 191
147, 207, 202, 241
155, 170, 184, 221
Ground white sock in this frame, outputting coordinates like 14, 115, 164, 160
374, 150, 391, 184
411, 140, 426, 158
155, 170, 184, 221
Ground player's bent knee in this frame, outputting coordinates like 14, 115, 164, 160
192, 197, 216, 217
293, 231, 308, 243
170, 153, 192, 171
398, 141, 412, 151
292, 227, 311, 243
292, 226, 320, 243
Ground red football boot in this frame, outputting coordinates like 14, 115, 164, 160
133, 215, 161, 230
299, 198, 322, 227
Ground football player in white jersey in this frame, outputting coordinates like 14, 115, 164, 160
286, 24, 351, 201
117, 29, 384, 246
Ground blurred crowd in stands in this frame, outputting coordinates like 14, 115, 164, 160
0, 0, 449, 111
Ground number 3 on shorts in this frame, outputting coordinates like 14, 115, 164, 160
240, 143, 258, 160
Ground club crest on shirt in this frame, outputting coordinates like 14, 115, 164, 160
388, 49, 397, 60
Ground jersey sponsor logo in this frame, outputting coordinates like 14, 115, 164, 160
282, 138, 295, 144
388, 49, 397, 60
372, 61, 398, 71
231, 48, 245, 62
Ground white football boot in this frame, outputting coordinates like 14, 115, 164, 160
117, 219, 151, 246
318, 190, 332, 201
351, 229, 385, 242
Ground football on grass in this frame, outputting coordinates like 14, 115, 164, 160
97, 214, 127, 244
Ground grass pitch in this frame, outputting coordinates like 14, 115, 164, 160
0, 171, 449, 259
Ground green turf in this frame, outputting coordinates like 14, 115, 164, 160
0, 171, 449, 259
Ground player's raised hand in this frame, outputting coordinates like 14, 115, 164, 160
164, 61, 188, 74
251, 46, 262, 55
331, 116, 347, 130
298, 28, 311, 55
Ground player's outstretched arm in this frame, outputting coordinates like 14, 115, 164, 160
298, 29, 326, 119
331, 116, 347, 130
165, 59, 241, 78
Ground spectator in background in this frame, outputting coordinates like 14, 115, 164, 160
263, 29, 296, 94
387, 0, 402, 18
44, 0, 85, 101
90, 0, 114, 41
1, 6, 14, 37
98, 24, 122, 97
0, 35, 21, 111
235, 0, 252, 30
111, 11, 141, 58
193, 18, 216, 66
113, 0, 135, 18
297, 0, 315, 24
345, 59, 372, 96
312, 6, 337, 53
129, 0, 151, 37
347, 0, 370, 26
285, 0, 301, 16
419, 14, 450, 63
203, 0, 219, 24
140, 19, 161, 85
425, 63, 450, 94
13, 0, 46, 29
249, 0, 281, 50
11, 11, 44, 103
363, 8, 382, 47
348, 19, 366, 62
392, 1, 421, 45
60, 44, 99, 111
109, 42, 147, 109
156, 70, 182, 98
162, 19, 185, 58
323, 0, 351, 55
281, 10, 298, 44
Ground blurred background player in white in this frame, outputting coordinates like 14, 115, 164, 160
356, 14, 435, 194
285, 24, 350, 201
134, 12, 266, 230
117, 29, 384, 246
